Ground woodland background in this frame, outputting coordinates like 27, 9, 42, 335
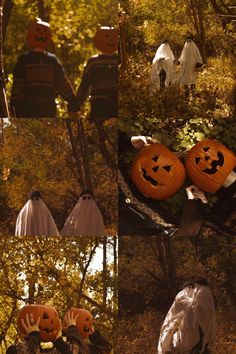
0, 236, 117, 352
117, 0, 236, 353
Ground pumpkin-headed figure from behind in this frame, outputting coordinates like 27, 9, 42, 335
17, 304, 61, 342
130, 143, 186, 200
93, 26, 118, 54
63, 308, 94, 339
27, 18, 52, 50
185, 140, 236, 193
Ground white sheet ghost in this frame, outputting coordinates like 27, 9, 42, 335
157, 284, 216, 353
177, 39, 203, 86
150, 42, 176, 94
15, 199, 60, 236
61, 193, 105, 236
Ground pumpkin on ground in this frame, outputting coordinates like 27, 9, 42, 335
185, 140, 236, 193
17, 304, 60, 342
130, 143, 186, 200
93, 26, 118, 54
28, 18, 52, 49
63, 308, 94, 339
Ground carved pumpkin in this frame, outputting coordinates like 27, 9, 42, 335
185, 140, 236, 193
130, 143, 186, 200
63, 308, 93, 339
93, 26, 118, 54
17, 304, 60, 342
28, 19, 52, 49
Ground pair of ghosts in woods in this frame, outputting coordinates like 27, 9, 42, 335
131, 138, 236, 203
15, 189, 105, 237
149, 37, 203, 93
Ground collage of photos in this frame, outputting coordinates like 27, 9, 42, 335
0, 0, 235, 353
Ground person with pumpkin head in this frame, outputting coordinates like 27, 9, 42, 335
63, 306, 113, 354
71, 26, 118, 122
70, 26, 118, 170
7, 306, 85, 354
10, 18, 76, 117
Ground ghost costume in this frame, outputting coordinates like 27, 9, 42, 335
191, 284, 216, 352
150, 42, 175, 94
157, 285, 216, 353
15, 199, 60, 236
61, 195, 105, 236
178, 40, 203, 86
157, 287, 198, 354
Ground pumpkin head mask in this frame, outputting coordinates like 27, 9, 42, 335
130, 143, 186, 200
63, 308, 94, 339
185, 139, 236, 193
28, 18, 52, 49
93, 26, 118, 54
17, 304, 60, 342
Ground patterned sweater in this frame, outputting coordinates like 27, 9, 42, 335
10, 51, 75, 117
72, 53, 118, 120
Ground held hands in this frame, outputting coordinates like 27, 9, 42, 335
21, 313, 40, 335
186, 185, 208, 204
131, 136, 158, 150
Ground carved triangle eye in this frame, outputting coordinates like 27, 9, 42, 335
152, 155, 159, 162
203, 147, 209, 152
195, 157, 201, 165
163, 165, 171, 172
152, 166, 159, 172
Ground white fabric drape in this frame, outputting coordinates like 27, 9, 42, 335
15, 199, 60, 236
177, 40, 203, 85
157, 285, 216, 353
150, 43, 175, 93
61, 196, 105, 236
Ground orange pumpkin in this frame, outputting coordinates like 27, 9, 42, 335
63, 308, 93, 339
185, 140, 236, 193
130, 143, 186, 200
28, 19, 52, 49
93, 26, 118, 54
17, 304, 60, 342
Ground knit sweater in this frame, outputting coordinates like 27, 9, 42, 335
10, 51, 75, 117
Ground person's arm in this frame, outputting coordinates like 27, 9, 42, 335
88, 329, 112, 354
53, 56, 76, 112
73, 59, 93, 112
10, 55, 25, 117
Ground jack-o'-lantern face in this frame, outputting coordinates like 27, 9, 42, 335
17, 304, 60, 342
94, 27, 118, 54
28, 19, 52, 49
63, 308, 94, 339
130, 143, 186, 200
185, 140, 236, 193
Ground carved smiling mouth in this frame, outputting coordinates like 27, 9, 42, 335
142, 168, 165, 186
39, 327, 53, 333
201, 152, 224, 174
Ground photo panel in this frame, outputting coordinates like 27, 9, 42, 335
0, 236, 117, 353
0, 118, 117, 237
